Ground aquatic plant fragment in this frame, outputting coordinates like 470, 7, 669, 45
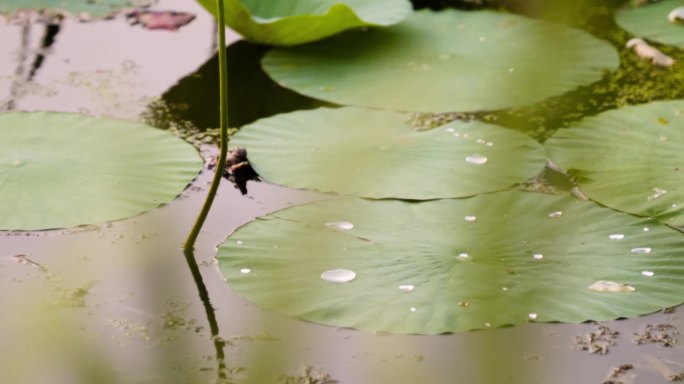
616, 0, 684, 48
262, 9, 619, 112
229, 107, 546, 199
0, 112, 202, 230
217, 190, 684, 334
194, 0, 412, 46
545, 100, 684, 226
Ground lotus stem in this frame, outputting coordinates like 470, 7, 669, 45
183, 0, 228, 250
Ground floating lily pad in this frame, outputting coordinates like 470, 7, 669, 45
616, 0, 684, 48
262, 9, 619, 112
0, 112, 202, 230
229, 107, 546, 199
0, 0, 153, 18
195, 0, 412, 46
218, 190, 684, 334
545, 100, 684, 226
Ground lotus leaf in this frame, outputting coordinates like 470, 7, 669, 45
229, 107, 546, 199
0, 112, 202, 230
194, 0, 412, 46
545, 100, 684, 226
262, 9, 619, 113
616, 0, 684, 48
217, 190, 684, 334
0, 0, 153, 17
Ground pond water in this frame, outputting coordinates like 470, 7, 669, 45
1, 0, 684, 383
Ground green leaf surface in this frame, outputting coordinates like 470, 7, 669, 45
230, 107, 546, 199
262, 9, 619, 113
0, 112, 202, 230
616, 0, 684, 48
0, 0, 153, 17
218, 190, 684, 334
545, 100, 684, 226
194, 0, 412, 46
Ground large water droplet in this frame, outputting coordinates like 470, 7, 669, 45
548, 211, 563, 218
240, 268, 251, 274
641, 271, 655, 277
398, 284, 415, 292
325, 221, 354, 230
465, 154, 487, 165
588, 280, 636, 293
457, 253, 469, 260
464, 216, 477, 222
528, 313, 538, 320
609, 234, 625, 240
533, 253, 544, 260
631, 247, 652, 254
321, 269, 356, 283
647, 187, 667, 201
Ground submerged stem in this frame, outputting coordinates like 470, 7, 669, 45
183, 0, 229, 251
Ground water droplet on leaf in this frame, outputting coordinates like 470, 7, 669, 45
641, 271, 655, 277
398, 284, 415, 292
631, 247, 652, 254
588, 280, 636, 292
464, 216, 477, 222
465, 154, 487, 165
533, 253, 544, 260
321, 269, 356, 283
325, 221, 354, 230
240, 268, 251, 274
457, 253, 469, 259
528, 313, 538, 320
609, 234, 625, 240
548, 211, 563, 218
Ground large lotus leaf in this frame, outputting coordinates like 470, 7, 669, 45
0, 112, 202, 230
194, 0, 412, 46
218, 190, 684, 334
262, 9, 619, 113
545, 100, 684, 226
229, 107, 546, 199
0, 0, 153, 17
616, 0, 684, 48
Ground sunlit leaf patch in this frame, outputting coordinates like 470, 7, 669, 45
195, 0, 412, 46
218, 190, 684, 334
545, 100, 684, 226
229, 107, 546, 199
262, 9, 619, 112
0, 112, 202, 230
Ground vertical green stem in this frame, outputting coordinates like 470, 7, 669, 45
184, 0, 229, 251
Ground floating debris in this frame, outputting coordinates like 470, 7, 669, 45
647, 187, 668, 201
575, 324, 619, 354
668, 7, 684, 24
626, 38, 676, 67
589, 280, 636, 293
278, 364, 338, 384
633, 324, 679, 347
602, 364, 634, 384
126, 10, 196, 31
